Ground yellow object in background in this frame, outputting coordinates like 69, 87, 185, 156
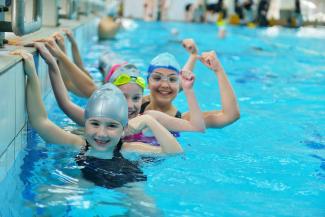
216, 20, 225, 27
268, 18, 277, 26
229, 14, 240, 25
247, 22, 256, 28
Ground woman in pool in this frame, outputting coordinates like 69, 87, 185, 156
33, 38, 205, 135
12, 49, 183, 188
142, 39, 240, 128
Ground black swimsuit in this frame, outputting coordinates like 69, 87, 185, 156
75, 141, 147, 189
140, 101, 182, 118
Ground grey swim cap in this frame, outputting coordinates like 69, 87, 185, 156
85, 83, 128, 127
98, 52, 125, 76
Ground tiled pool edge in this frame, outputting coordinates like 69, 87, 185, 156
0, 17, 99, 183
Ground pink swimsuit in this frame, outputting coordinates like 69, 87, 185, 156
123, 132, 180, 146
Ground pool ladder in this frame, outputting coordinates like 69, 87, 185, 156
0, 0, 108, 48
0, 0, 42, 48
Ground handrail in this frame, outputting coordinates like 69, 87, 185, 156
12, 0, 42, 36
60, 0, 79, 19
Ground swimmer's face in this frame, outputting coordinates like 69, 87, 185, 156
118, 83, 143, 119
85, 117, 124, 151
148, 68, 179, 105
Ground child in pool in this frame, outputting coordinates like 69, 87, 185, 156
36, 34, 239, 129
32, 42, 204, 146
11, 49, 183, 189
31, 39, 205, 134
141, 39, 240, 128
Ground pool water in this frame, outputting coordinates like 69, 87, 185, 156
1, 21, 325, 217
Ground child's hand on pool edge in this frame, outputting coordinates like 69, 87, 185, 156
52, 32, 67, 53
62, 28, 74, 41
44, 37, 65, 59
10, 50, 36, 77
33, 42, 57, 68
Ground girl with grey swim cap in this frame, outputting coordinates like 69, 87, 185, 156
14, 49, 182, 158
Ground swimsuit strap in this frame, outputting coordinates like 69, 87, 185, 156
77, 140, 123, 159
75, 141, 91, 161
175, 110, 182, 118
79, 141, 91, 156
140, 101, 150, 114
113, 140, 123, 158
141, 100, 182, 118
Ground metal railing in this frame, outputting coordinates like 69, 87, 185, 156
0, 0, 42, 47
12, 0, 42, 36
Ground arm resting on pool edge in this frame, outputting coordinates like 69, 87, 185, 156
35, 36, 87, 97
62, 28, 91, 78
12, 50, 83, 146
34, 42, 86, 126
48, 66, 86, 127
44, 38, 97, 98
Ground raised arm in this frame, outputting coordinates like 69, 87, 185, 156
11, 50, 83, 146
191, 51, 240, 128
182, 38, 199, 72
36, 35, 84, 97
62, 29, 91, 77
44, 38, 97, 97
34, 43, 86, 126
125, 115, 183, 154
145, 70, 205, 132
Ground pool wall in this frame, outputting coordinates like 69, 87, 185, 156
0, 16, 99, 183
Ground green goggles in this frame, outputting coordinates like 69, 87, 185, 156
112, 73, 146, 89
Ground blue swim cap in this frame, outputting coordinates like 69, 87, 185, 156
85, 83, 128, 127
147, 52, 181, 80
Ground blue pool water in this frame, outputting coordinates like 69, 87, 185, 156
1, 21, 325, 217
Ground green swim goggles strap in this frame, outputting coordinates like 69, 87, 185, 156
113, 73, 146, 89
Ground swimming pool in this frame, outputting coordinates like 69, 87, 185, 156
1, 21, 325, 217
